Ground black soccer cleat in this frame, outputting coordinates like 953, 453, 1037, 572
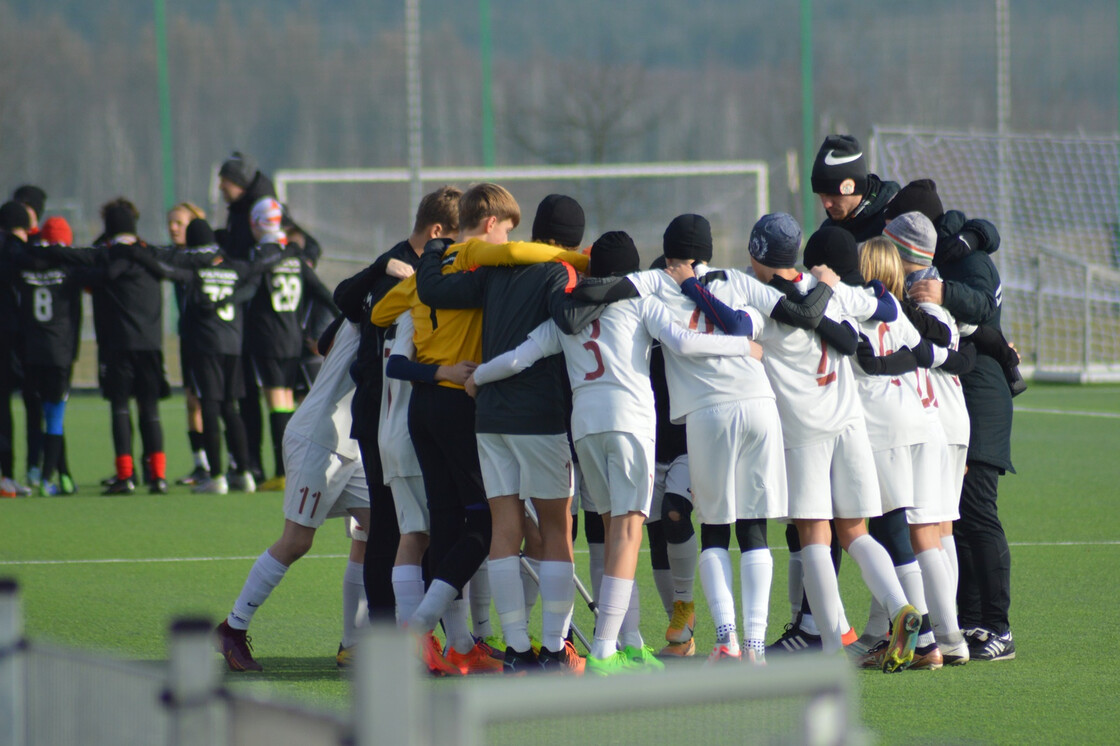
103, 477, 135, 496
149, 478, 169, 495
767, 622, 823, 655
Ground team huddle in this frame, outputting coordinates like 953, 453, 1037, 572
0, 135, 1020, 678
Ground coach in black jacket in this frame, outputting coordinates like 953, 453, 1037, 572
906, 185, 1017, 662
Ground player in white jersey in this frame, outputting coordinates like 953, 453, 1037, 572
883, 214, 977, 665
215, 319, 371, 672
379, 311, 431, 626
690, 216, 923, 672
469, 230, 762, 672
629, 216, 794, 664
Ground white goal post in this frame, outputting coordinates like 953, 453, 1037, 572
273, 160, 769, 270
870, 127, 1120, 382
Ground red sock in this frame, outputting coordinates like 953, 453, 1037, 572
115, 454, 133, 480
147, 452, 167, 480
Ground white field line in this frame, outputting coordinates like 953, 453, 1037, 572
3, 540, 1118, 566
1015, 406, 1120, 419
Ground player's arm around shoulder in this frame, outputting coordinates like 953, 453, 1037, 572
416, 240, 484, 309
370, 276, 417, 327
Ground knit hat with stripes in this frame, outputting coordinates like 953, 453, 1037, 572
884, 211, 936, 267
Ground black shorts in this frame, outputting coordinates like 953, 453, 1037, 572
248, 355, 300, 390
0, 341, 22, 392
24, 364, 72, 402
99, 350, 171, 401
295, 355, 323, 396
186, 354, 244, 402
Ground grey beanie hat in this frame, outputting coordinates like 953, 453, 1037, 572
748, 213, 802, 268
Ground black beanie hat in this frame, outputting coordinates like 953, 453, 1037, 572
103, 202, 138, 237
748, 213, 802, 269
185, 218, 216, 248
13, 185, 46, 218
0, 201, 31, 232
802, 227, 864, 286
219, 151, 259, 189
589, 231, 640, 278
531, 194, 585, 248
663, 214, 713, 262
884, 178, 945, 223
811, 135, 868, 196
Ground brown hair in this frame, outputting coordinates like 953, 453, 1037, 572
858, 236, 905, 299
413, 185, 462, 234
101, 196, 139, 222
458, 183, 520, 233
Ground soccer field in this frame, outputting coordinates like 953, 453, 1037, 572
1, 383, 1118, 744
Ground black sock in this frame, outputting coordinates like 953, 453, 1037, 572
269, 410, 293, 477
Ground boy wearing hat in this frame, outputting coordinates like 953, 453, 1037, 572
811, 135, 900, 241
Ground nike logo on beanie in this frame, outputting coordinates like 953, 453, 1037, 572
823, 149, 864, 166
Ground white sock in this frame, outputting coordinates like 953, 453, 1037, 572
895, 560, 929, 616
469, 560, 493, 637
521, 557, 541, 617
666, 533, 698, 603
591, 575, 632, 660
588, 542, 606, 604
739, 549, 773, 647
391, 564, 425, 626
490, 556, 530, 652
847, 534, 909, 619
787, 549, 803, 625
193, 448, 210, 472
539, 561, 575, 652
408, 579, 458, 634
443, 596, 474, 654
917, 548, 964, 646
341, 560, 366, 648
699, 548, 736, 635
652, 569, 675, 617
228, 550, 289, 630
940, 535, 959, 602
863, 595, 890, 639
619, 582, 643, 649
800, 544, 844, 653
799, 612, 821, 636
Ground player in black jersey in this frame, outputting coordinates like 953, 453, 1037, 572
31, 198, 171, 495
241, 198, 338, 491
14, 220, 92, 496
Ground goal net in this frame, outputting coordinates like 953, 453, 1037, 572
870, 128, 1120, 382
272, 161, 769, 275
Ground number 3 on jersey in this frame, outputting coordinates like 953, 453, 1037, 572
582, 319, 605, 381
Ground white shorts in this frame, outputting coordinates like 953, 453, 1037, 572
941, 444, 967, 522
650, 454, 691, 525
282, 432, 369, 529
574, 431, 655, 517
786, 419, 881, 520
476, 432, 574, 501
685, 398, 788, 525
907, 420, 951, 524
390, 475, 429, 534
571, 461, 590, 515
871, 446, 916, 513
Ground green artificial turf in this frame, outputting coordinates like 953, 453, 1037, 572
1, 383, 1118, 742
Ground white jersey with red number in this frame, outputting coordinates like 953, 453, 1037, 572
379, 312, 422, 479
753, 274, 874, 449
919, 302, 970, 448
853, 293, 930, 451
285, 320, 360, 459
627, 266, 778, 423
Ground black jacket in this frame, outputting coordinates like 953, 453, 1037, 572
219, 173, 277, 261
934, 210, 1014, 473
819, 174, 901, 242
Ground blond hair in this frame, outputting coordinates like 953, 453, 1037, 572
459, 183, 520, 233
167, 201, 206, 221
858, 236, 905, 299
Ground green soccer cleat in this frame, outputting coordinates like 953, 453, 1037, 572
623, 644, 666, 672
882, 604, 921, 674
585, 650, 639, 676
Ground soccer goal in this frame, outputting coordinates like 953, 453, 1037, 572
870, 127, 1120, 382
272, 161, 769, 271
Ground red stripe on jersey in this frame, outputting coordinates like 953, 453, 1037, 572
559, 261, 578, 293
